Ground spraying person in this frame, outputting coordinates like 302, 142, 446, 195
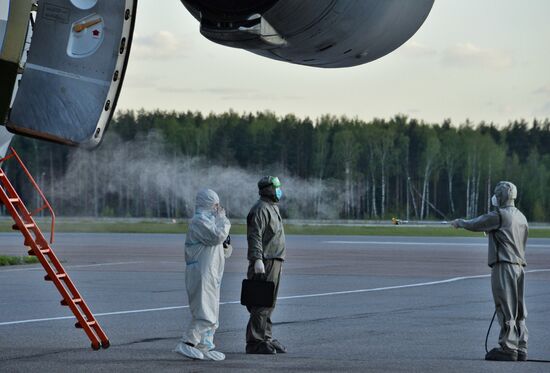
451, 181, 528, 362
174, 189, 232, 361
245, 176, 287, 354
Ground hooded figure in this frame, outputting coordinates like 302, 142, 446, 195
174, 189, 231, 361
452, 181, 528, 362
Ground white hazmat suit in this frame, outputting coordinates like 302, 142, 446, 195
175, 189, 231, 361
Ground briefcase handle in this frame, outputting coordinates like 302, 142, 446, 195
253, 273, 268, 281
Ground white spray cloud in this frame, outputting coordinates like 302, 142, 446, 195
53, 131, 343, 219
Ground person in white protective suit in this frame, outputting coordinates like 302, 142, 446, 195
174, 189, 232, 361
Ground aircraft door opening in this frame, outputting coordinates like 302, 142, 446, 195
8, 0, 137, 148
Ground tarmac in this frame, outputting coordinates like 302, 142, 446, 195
1, 233, 550, 372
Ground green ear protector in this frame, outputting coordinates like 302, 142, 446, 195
270, 176, 281, 188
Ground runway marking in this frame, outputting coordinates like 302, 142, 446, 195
2, 268, 550, 327
0, 261, 144, 273
323, 241, 550, 248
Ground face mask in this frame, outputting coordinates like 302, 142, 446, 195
491, 195, 499, 207
275, 188, 283, 201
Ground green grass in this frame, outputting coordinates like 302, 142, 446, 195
1, 219, 550, 238
0, 255, 39, 266
0, 220, 190, 234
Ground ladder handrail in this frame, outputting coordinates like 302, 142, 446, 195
0, 167, 109, 349
0, 146, 56, 244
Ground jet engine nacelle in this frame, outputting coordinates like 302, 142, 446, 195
181, 0, 435, 68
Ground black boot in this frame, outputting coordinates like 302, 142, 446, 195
485, 347, 518, 361
269, 339, 287, 353
246, 341, 277, 355
517, 350, 527, 361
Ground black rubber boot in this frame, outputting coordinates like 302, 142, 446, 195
246, 342, 277, 355
517, 351, 527, 361
485, 347, 518, 361
270, 339, 287, 353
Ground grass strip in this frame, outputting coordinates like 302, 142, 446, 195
0, 255, 39, 266
1, 220, 550, 238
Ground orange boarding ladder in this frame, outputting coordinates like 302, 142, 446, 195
0, 147, 109, 350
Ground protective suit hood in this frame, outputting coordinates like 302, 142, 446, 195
494, 181, 517, 207
195, 189, 220, 213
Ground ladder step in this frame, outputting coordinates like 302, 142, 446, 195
29, 248, 51, 255
8, 197, 20, 203
44, 273, 67, 281
75, 320, 97, 329
12, 223, 35, 231
61, 298, 82, 306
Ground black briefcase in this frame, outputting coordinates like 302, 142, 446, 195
240, 277, 275, 307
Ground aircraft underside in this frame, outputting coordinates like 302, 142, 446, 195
0, 0, 434, 149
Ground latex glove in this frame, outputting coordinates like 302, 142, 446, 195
254, 259, 265, 274
223, 244, 233, 259
450, 219, 461, 229
216, 206, 226, 218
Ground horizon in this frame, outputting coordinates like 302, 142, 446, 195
114, 107, 550, 130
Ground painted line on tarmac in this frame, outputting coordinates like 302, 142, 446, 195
323, 241, 550, 248
2, 268, 550, 327
276, 268, 550, 300
0, 261, 144, 273
0, 305, 199, 327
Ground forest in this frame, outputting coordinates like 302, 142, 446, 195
2, 110, 549, 221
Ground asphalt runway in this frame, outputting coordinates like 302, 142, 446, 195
1, 232, 550, 372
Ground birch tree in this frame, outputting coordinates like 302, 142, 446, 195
419, 129, 440, 219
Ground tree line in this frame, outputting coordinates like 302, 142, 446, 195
2, 110, 550, 221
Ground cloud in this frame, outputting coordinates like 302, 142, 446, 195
442, 42, 513, 70
535, 101, 550, 116
401, 41, 437, 58
533, 84, 550, 96
161, 87, 258, 95
157, 86, 303, 101
532, 86, 550, 116
132, 31, 186, 59
219, 93, 304, 102
498, 105, 514, 115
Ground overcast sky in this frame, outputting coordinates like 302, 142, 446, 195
116, 0, 550, 127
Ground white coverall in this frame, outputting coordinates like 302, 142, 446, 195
182, 189, 231, 350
